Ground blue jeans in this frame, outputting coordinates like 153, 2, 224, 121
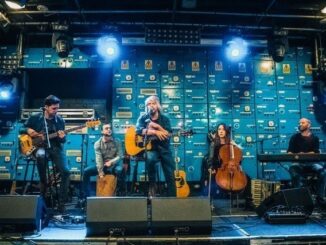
35, 146, 70, 203
289, 163, 326, 198
146, 146, 176, 197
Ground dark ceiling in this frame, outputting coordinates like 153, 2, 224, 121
0, 0, 326, 45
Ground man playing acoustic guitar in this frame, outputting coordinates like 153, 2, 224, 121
19, 95, 70, 213
136, 95, 176, 197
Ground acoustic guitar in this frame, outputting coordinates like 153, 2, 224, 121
19, 120, 101, 156
125, 126, 153, 156
174, 129, 193, 198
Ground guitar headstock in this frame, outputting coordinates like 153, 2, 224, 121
86, 119, 101, 128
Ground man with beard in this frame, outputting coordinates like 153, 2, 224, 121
136, 95, 176, 197
287, 118, 326, 205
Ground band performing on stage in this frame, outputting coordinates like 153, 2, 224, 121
13, 94, 326, 214
1, 2, 326, 243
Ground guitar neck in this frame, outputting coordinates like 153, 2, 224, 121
48, 124, 85, 139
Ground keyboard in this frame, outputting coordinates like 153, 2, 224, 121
257, 153, 326, 162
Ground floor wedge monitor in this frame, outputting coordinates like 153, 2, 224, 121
86, 197, 148, 236
151, 197, 212, 235
0, 195, 46, 233
256, 187, 314, 217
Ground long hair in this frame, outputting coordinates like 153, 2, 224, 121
144, 95, 162, 114
214, 123, 231, 147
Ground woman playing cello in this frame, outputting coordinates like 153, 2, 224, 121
207, 123, 254, 210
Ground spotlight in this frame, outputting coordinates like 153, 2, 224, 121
96, 35, 120, 60
5, 0, 26, 10
224, 37, 248, 62
0, 78, 16, 100
268, 29, 288, 63
52, 33, 73, 58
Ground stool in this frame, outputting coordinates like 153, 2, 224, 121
130, 153, 161, 196
130, 154, 147, 195
15, 154, 59, 208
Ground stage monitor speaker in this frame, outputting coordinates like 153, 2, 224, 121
0, 195, 46, 233
86, 197, 148, 236
151, 197, 212, 235
256, 187, 314, 217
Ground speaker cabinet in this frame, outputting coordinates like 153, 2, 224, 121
86, 197, 148, 236
0, 195, 46, 233
151, 197, 212, 235
256, 187, 314, 217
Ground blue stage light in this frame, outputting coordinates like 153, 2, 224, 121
225, 37, 248, 62
0, 81, 14, 100
96, 35, 120, 60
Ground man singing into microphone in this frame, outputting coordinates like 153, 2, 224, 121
79, 123, 122, 206
136, 95, 176, 197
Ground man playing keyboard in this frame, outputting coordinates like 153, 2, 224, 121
287, 118, 326, 206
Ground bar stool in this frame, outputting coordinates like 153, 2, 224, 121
130, 153, 147, 195
15, 154, 59, 209
129, 152, 162, 196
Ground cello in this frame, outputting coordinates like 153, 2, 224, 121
215, 128, 247, 192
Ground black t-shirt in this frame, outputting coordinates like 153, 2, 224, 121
287, 133, 320, 153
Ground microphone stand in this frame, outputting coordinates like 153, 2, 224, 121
42, 107, 51, 149
41, 107, 54, 208
143, 115, 151, 197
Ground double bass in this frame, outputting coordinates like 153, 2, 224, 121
215, 129, 247, 192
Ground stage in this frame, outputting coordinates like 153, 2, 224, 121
0, 198, 325, 245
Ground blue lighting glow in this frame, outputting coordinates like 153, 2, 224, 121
96, 36, 120, 60
0, 90, 10, 99
225, 37, 248, 62
0, 81, 14, 100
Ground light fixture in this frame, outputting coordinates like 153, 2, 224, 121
145, 26, 200, 45
224, 37, 248, 62
0, 77, 17, 100
268, 29, 288, 63
52, 33, 73, 58
5, 0, 26, 10
96, 35, 120, 60
321, 6, 326, 14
